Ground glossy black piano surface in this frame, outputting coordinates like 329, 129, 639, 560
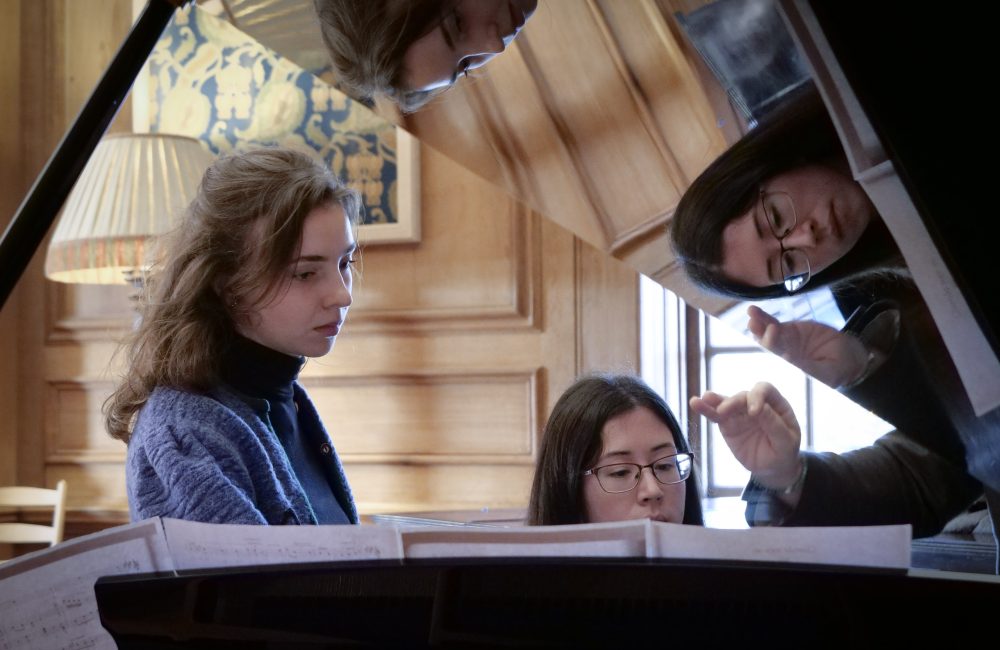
95, 557, 999, 648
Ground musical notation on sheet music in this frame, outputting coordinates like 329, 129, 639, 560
0, 519, 172, 650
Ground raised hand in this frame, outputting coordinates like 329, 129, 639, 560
746, 305, 869, 388
690, 382, 802, 489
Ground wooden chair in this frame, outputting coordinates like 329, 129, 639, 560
0, 480, 68, 556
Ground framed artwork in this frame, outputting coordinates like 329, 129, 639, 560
131, 0, 420, 245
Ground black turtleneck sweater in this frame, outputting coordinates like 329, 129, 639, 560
221, 335, 349, 524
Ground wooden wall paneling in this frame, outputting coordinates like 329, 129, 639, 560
312, 141, 582, 515
575, 239, 640, 376
343, 463, 537, 514
48, 463, 129, 513
44, 381, 124, 464
347, 144, 540, 333
16, 0, 67, 492
46, 283, 134, 344
8, 0, 644, 525
63, 0, 135, 137
25, 0, 135, 529
309, 370, 538, 459
0, 0, 23, 489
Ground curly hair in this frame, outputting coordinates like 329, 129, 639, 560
104, 147, 361, 443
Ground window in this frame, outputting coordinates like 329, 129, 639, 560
640, 276, 893, 499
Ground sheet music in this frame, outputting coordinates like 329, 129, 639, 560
401, 519, 649, 559
161, 518, 404, 570
0, 515, 914, 650
0, 518, 173, 650
648, 522, 911, 569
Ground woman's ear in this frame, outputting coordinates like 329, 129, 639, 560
213, 277, 239, 313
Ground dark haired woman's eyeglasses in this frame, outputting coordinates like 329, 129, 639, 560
582, 453, 693, 494
759, 189, 811, 293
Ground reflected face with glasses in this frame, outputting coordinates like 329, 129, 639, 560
719, 164, 874, 292
581, 406, 690, 524
403, 0, 538, 94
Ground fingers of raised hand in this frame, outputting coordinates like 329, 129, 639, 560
690, 392, 725, 421
746, 305, 778, 340
748, 382, 794, 417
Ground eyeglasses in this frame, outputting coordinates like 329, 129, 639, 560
759, 189, 811, 293
582, 453, 693, 494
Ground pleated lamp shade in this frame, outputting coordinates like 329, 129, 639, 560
44, 133, 215, 284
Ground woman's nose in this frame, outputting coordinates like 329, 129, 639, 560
782, 220, 817, 249
466, 21, 506, 57
636, 468, 664, 502
324, 275, 352, 309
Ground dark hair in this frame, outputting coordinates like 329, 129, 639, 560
669, 82, 904, 300
527, 373, 704, 526
313, 0, 453, 112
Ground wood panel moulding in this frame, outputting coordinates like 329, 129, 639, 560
345, 462, 536, 515
45, 282, 134, 344
304, 368, 541, 462
44, 380, 123, 464
0, 0, 23, 486
46, 462, 128, 513
349, 199, 541, 333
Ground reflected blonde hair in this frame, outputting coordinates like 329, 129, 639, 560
313, 0, 452, 112
105, 147, 361, 443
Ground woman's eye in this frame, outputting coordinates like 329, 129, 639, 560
607, 468, 632, 479
340, 257, 356, 270
769, 207, 785, 230
294, 271, 315, 281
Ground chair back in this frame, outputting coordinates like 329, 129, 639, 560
0, 479, 68, 548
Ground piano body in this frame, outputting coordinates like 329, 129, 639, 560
1, 0, 999, 645
92, 556, 1000, 647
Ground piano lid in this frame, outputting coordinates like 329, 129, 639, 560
777, 0, 1000, 415
5, 0, 997, 437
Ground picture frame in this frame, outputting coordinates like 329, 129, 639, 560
130, 0, 420, 246
357, 129, 421, 245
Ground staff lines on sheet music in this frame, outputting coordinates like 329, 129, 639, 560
0, 527, 172, 650
179, 538, 387, 562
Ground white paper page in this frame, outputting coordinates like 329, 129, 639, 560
161, 519, 403, 570
402, 519, 649, 559
648, 522, 911, 570
0, 518, 173, 650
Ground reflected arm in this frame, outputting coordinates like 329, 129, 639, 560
744, 430, 982, 538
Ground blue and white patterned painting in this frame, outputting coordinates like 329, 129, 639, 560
147, 5, 400, 226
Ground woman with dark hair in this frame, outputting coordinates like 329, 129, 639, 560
670, 84, 996, 555
669, 82, 902, 301
527, 373, 703, 527
313, 0, 537, 112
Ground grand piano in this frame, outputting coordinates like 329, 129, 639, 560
1, 0, 998, 646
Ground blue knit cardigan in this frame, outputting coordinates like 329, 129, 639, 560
126, 384, 358, 525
